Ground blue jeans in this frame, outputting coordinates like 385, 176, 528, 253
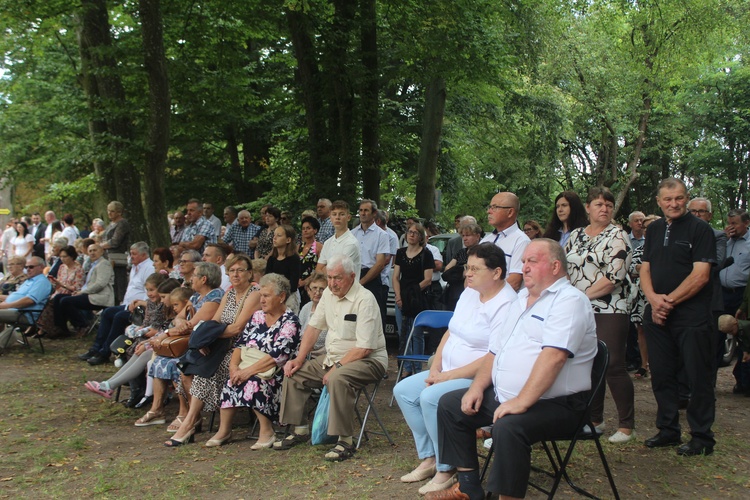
393, 371, 472, 472
91, 305, 132, 356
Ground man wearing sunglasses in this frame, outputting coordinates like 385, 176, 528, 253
0, 257, 52, 348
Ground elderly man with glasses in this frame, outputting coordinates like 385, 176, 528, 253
0, 256, 53, 349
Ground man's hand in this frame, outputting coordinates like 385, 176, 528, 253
322, 365, 335, 385
649, 293, 674, 324
284, 357, 303, 377
460, 386, 484, 416
493, 397, 530, 422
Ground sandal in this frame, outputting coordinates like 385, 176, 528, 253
273, 432, 310, 450
634, 367, 649, 379
84, 381, 113, 399
324, 440, 356, 462
167, 415, 185, 433
134, 410, 166, 427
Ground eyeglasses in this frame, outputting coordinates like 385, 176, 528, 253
227, 268, 248, 274
463, 264, 490, 274
523, 228, 535, 233
179, 259, 194, 264
689, 209, 709, 215
25, 265, 41, 270
406, 230, 421, 236
487, 205, 512, 211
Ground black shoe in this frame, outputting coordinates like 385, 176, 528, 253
87, 354, 110, 366
644, 432, 682, 448
676, 440, 713, 456
78, 350, 97, 361
732, 384, 749, 395
678, 399, 690, 410
134, 395, 153, 409
626, 363, 640, 372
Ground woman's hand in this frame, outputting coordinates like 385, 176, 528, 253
134, 342, 147, 356
425, 368, 448, 386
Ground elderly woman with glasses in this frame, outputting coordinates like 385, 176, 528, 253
177, 249, 201, 285
393, 222, 436, 377
165, 255, 261, 446
393, 243, 517, 495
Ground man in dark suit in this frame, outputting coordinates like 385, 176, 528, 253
29, 213, 47, 259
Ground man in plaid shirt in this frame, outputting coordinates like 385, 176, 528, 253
317, 198, 335, 243
223, 209, 260, 257
179, 199, 217, 254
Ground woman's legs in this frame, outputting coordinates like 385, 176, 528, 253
637, 324, 649, 374
172, 396, 205, 440
209, 407, 236, 441
102, 352, 148, 390
593, 313, 635, 432
254, 410, 274, 442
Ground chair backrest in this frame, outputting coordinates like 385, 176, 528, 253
413, 310, 453, 330
586, 340, 609, 408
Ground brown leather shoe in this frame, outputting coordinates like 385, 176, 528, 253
424, 483, 470, 500
476, 428, 492, 440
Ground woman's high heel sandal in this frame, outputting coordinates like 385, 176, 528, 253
164, 428, 196, 447
205, 431, 233, 448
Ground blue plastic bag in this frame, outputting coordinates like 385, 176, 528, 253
311, 386, 338, 445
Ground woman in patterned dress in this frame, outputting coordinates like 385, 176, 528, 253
204, 273, 300, 448
165, 255, 260, 446
256, 207, 281, 260
566, 186, 634, 444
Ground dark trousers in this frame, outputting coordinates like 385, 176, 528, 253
361, 270, 386, 330
91, 305, 131, 356
644, 314, 715, 446
57, 294, 105, 329
437, 387, 586, 498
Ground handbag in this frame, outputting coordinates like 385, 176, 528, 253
311, 386, 338, 445
110, 334, 134, 357
153, 335, 190, 357
238, 347, 278, 380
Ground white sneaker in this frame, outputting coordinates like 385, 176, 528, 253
608, 430, 636, 444
483, 438, 493, 449
582, 423, 606, 435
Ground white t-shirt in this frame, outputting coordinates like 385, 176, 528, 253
61, 226, 80, 246
442, 284, 517, 371
318, 230, 361, 279
426, 243, 443, 282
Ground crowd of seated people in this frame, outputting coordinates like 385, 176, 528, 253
3, 183, 740, 499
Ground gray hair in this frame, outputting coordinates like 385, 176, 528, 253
180, 249, 201, 262
26, 256, 45, 267
688, 198, 712, 213
327, 254, 356, 276
53, 236, 69, 248
375, 209, 387, 225
131, 241, 150, 256
259, 273, 291, 302
194, 262, 222, 289
538, 238, 568, 276
459, 215, 477, 225
360, 198, 378, 212
628, 211, 645, 222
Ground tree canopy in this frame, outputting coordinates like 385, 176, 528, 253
1, 0, 748, 239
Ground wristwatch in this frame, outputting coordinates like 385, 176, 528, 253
335, 361, 343, 369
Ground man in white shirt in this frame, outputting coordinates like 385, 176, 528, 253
41, 211, 57, 257
202, 243, 232, 291
480, 192, 530, 291
352, 199, 390, 325
203, 202, 223, 237
431, 239, 597, 500
316, 200, 361, 278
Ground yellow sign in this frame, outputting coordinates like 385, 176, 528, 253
0, 209, 10, 215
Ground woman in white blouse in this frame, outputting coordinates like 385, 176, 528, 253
11, 221, 35, 258
393, 242, 518, 496
565, 186, 634, 444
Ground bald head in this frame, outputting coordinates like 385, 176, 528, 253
487, 192, 520, 231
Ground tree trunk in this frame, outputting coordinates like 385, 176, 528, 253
286, 8, 337, 201
415, 77, 446, 219
360, 0, 380, 205
76, 0, 147, 241
242, 129, 271, 203
139, 0, 170, 248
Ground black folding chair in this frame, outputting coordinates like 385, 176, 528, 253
2, 308, 46, 354
481, 340, 619, 499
